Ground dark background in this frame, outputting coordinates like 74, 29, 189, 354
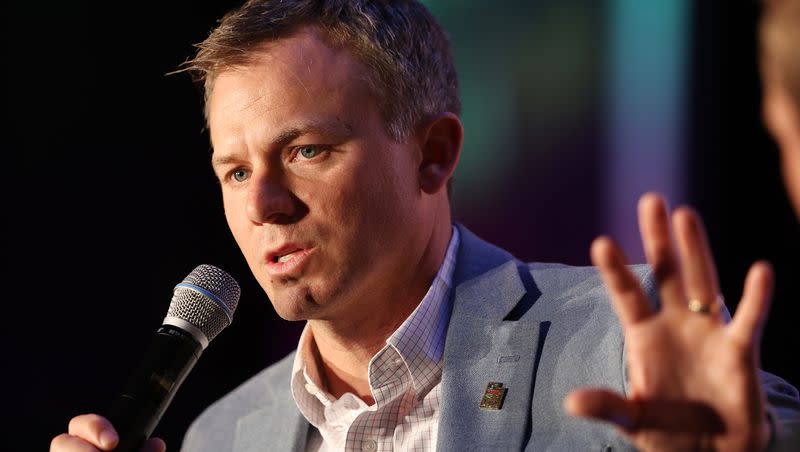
4, 1, 798, 450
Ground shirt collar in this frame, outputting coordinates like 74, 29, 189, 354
385, 226, 459, 395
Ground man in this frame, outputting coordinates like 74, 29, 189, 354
51, 1, 800, 451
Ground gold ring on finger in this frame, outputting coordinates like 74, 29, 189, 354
687, 294, 724, 315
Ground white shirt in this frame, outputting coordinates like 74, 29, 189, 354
290, 227, 460, 452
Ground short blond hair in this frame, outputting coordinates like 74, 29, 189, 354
760, 0, 800, 111
181, 0, 460, 142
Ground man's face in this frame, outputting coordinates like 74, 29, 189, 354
208, 28, 430, 322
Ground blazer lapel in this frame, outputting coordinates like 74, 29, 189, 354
233, 391, 308, 452
437, 226, 546, 451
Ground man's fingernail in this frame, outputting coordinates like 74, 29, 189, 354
100, 429, 118, 448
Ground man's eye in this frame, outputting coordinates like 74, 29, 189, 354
231, 169, 249, 182
297, 145, 321, 159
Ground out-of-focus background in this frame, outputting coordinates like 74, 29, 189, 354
5, 1, 798, 450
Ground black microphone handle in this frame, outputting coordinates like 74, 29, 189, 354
105, 324, 202, 452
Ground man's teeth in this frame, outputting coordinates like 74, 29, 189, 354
277, 251, 298, 263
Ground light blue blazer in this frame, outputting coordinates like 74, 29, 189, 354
182, 224, 800, 451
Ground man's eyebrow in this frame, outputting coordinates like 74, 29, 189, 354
211, 119, 353, 167
210, 154, 241, 168
273, 119, 353, 145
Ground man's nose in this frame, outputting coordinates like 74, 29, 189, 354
245, 170, 298, 225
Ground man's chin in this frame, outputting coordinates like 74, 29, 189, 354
268, 287, 323, 321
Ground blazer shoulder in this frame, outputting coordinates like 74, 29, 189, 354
526, 261, 651, 277
521, 262, 657, 314
181, 351, 297, 451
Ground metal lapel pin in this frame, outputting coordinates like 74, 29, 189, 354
479, 382, 507, 410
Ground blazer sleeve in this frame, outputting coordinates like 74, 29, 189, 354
762, 370, 800, 451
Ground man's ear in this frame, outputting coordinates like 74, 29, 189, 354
416, 112, 463, 195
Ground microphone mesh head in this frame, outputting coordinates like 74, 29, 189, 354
165, 265, 241, 343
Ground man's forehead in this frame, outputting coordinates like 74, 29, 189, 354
209, 30, 369, 116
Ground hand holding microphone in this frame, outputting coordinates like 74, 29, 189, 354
50, 265, 240, 452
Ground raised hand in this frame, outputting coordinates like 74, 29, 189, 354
565, 192, 773, 451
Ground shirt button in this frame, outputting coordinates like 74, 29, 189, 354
361, 439, 377, 452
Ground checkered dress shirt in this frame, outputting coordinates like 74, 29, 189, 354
290, 227, 460, 452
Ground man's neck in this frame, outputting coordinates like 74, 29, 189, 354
310, 317, 409, 405
307, 219, 454, 404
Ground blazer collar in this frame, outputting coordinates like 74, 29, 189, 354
233, 355, 309, 452
449, 223, 533, 320
437, 224, 545, 451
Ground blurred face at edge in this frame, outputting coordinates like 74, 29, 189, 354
763, 78, 800, 218
761, 0, 800, 218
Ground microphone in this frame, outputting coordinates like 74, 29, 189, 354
105, 264, 241, 452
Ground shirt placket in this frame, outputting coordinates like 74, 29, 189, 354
344, 347, 410, 451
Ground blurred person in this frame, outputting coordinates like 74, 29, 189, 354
50, 1, 799, 451
761, 0, 800, 218
564, 2, 800, 450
